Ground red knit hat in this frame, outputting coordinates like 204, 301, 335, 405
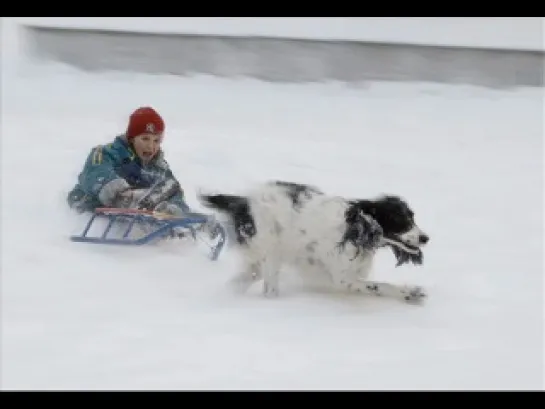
126, 107, 165, 140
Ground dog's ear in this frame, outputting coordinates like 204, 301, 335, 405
344, 204, 360, 225
338, 212, 383, 259
342, 203, 383, 256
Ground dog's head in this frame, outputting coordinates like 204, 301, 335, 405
352, 195, 429, 266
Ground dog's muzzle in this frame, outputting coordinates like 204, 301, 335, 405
391, 244, 423, 267
382, 229, 429, 267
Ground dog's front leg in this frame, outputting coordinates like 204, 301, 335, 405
361, 280, 426, 304
337, 276, 426, 304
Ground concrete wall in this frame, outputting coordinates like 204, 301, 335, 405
23, 25, 545, 89
15, 18, 545, 51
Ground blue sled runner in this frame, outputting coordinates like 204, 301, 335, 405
70, 207, 227, 261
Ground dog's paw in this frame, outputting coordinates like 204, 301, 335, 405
400, 285, 427, 304
228, 275, 254, 295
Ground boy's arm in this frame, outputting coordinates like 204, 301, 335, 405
164, 168, 190, 212
160, 156, 192, 212
141, 156, 190, 213
79, 145, 132, 207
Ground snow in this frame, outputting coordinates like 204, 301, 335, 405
1, 20, 544, 390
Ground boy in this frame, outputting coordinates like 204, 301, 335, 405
67, 106, 217, 236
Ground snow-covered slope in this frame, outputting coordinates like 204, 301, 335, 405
1, 20, 543, 390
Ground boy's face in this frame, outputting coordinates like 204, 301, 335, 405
132, 133, 162, 163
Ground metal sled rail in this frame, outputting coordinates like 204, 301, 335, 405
70, 207, 227, 261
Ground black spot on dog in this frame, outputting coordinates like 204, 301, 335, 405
273, 180, 323, 210
235, 215, 257, 245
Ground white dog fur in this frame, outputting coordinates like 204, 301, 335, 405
199, 181, 429, 304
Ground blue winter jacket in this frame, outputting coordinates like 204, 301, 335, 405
67, 135, 189, 213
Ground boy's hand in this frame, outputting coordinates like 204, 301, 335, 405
113, 188, 147, 209
137, 178, 183, 211
154, 201, 186, 217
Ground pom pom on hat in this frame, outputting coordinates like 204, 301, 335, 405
126, 107, 165, 140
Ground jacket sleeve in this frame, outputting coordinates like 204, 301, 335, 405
78, 145, 131, 206
166, 170, 190, 212
155, 156, 190, 212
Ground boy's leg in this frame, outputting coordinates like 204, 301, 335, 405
67, 186, 100, 213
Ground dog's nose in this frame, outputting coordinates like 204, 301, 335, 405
419, 234, 429, 244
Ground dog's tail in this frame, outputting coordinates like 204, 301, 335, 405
198, 191, 249, 215
198, 191, 255, 245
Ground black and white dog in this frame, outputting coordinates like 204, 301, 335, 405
199, 181, 430, 304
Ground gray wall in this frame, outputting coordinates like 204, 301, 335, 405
23, 25, 545, 89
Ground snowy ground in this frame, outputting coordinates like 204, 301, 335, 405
1, 21, 543, 390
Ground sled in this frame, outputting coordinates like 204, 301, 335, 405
70, 207, 227, 261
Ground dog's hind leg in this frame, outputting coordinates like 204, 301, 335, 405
230, 251, 281, 298
261, 255, 282, 298
229, 260, 263, 294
